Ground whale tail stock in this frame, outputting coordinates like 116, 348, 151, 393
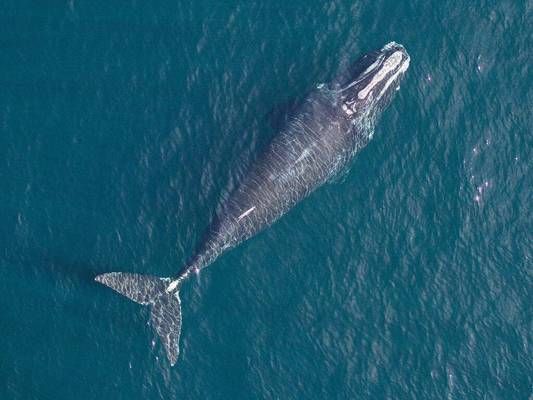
95, 272, 183, 366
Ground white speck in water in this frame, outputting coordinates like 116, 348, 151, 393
476, 55, 486, 73
446, 367, 456, 400
474, 180, 490, 203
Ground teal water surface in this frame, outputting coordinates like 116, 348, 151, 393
1, 1, 531, 399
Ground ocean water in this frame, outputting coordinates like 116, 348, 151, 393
1, 0, 531, 399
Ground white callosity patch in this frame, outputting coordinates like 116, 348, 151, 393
339, 54, 385, 94
342, 103, 355, 115
362, 56, 384, 76
358, 51, 404, 100
377, 55, 410, 100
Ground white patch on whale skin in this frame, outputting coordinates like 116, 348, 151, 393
342, 103, 354, 115
357, 51, 404, 100
237, 206, 256, 221
376, 55, 410, 100
339, 54, 385, 93
382, 41, 401, 51
362, 55, 384, 76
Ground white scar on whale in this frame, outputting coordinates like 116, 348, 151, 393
237, 206, 256, 220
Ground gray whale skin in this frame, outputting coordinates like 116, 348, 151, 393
95, 41, 410, 366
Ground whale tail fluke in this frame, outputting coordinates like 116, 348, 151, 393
95, 272, 182, 366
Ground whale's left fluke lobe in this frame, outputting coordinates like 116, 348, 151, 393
95, 272, 183, 365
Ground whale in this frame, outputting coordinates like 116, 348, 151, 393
95, 41, 410, 365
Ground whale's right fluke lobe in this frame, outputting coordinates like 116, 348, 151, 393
95, 272, 183, 366
149, 290, 182, 365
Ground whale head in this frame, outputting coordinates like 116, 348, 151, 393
335, 42, 410, 119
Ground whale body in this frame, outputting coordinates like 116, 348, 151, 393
95, 42, 410, 365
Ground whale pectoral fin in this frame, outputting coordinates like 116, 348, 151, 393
95, 272, 184, 366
